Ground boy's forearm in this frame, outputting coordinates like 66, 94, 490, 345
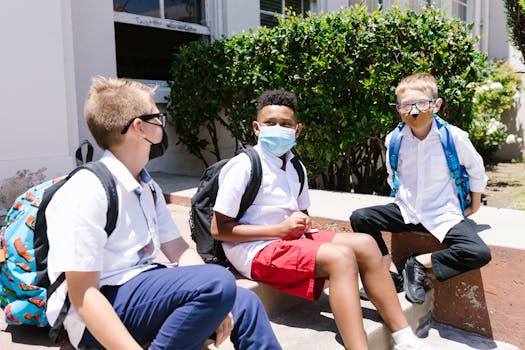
215, 221, 285, 242
465, 191, 482, 217
160, 238, 205, 265
66, 272, 142, 350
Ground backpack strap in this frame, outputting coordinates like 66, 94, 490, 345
434, 116, 468, 214
236, 147, 262, 220
291, 156, 306, 195
45, 161, 118, 343
388, 122, 405, 197
75, 140, 95, 166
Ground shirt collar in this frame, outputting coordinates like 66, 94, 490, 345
100, 150, 152, 193
254, 143, 295, 168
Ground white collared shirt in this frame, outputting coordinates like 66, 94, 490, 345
214, 144, 310, 278
45, 151, 180, 348
386, 118, 488, 242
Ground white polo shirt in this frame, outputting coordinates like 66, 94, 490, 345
45, 151, 180, 348
385, 118, 488, 242
214, 144, 310, 278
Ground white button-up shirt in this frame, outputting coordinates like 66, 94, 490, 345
45, 151, 180, 348
214, 144, 310, 278
386, 118, 488, 242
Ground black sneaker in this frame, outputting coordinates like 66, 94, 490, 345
402, 257, 427, 304
359, 271, 404, 301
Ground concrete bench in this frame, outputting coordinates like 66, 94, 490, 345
387, 230, 524, 349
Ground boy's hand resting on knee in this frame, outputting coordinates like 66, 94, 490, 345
281, 212, 311, 240
215, 312, 234, 347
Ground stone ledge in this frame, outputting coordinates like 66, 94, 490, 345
388, 231, 524, 349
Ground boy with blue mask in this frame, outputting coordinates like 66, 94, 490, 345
211, 90, 431, 350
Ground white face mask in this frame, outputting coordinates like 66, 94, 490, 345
257, 124, 297, 157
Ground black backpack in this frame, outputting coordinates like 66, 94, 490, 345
189, 147, 305, 266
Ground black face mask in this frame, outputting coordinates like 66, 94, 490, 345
148, 128, 168, 160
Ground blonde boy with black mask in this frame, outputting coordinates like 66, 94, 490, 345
45, 77, 281, 350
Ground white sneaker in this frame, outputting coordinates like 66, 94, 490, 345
393, 339, 432, 350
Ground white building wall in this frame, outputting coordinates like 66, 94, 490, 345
71, 0, 118, 162
0, 0, 118, 213
222, 0, 260, 37
0, 1, 78, 185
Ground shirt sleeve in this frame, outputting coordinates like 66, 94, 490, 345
453, 126, 488, 193
152, 181, 181, 243
46, 170, 108, 272
214, 153, 252, 219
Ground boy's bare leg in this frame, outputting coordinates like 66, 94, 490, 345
332, 233, 409, 333
415, 253, 432, 268
315, 243, 368, 350
384, 254, 400, 274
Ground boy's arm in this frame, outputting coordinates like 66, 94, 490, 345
160, 237, 205, 266
66, 271, 143, 350
211, 211, 309, 242
464, 192, 482, 217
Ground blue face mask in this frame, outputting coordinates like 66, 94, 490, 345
258, 124, 297, 157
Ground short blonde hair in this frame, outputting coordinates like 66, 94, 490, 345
84, 77, 156, 149
395, 72, 438, 100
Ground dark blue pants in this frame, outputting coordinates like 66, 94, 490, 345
350, 203, 491, 281
79, 264, 281, 350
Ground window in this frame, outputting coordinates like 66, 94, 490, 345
113, 0, 209, 81
260, 0, 311, 27
114, 0, 204, 24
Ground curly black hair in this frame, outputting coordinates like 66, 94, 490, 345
257, 90, 298, 116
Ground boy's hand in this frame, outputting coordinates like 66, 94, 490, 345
465, 192, 482, 217
281, 212, 311, 240
215, 312, 234, 347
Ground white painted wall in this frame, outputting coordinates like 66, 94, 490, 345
487, 0, 510, 61
0, 1, 78, 182
71, 0, 118, 162
221, 0, 260, 37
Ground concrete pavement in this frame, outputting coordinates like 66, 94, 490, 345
1, 172, 523, 349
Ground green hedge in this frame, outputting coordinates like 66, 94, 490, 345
168, 5, 512, 194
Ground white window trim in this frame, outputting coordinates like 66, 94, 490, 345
114, 11, 210, 35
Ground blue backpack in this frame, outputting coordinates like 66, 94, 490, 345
388, 115, 471, 214
0, 161, 118, 341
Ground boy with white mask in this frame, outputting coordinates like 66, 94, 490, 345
211, 90, 431, 350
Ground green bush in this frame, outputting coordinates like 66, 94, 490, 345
168, 5, 513, 194
469, 62, 522, 160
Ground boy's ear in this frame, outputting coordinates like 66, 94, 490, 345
295, 123, 303, 138
252, 120, 261, 137
434, 98, 443, 113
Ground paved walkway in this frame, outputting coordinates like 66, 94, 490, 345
1, 172, 522, 350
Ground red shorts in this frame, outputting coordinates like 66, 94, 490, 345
250, 230, 336, 301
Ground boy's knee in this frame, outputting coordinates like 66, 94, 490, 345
476, 246, 492, 268
235, 287, 263, 312
349, 209, 367, 229
203, 265, 237, 302
325, 245, 358, 274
